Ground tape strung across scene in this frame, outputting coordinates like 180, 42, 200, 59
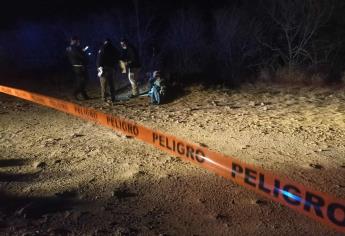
0, 84, 344, 233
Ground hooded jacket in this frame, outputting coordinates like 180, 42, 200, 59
120, 43, 141, 68
66, 44, 88, 66
97, 41, 119, 68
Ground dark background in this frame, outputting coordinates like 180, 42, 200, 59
1, 0, 345, 86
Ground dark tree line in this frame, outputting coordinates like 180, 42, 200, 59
1, 0, 345, 85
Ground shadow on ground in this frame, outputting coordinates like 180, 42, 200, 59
0, 158, 29, 168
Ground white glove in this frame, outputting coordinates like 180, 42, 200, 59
97, 67, 103, 77
119, 60, 127, 74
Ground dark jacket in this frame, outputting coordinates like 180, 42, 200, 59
120, 44, 141, 68
97, 42, 119, 68
66, 45, 87, 66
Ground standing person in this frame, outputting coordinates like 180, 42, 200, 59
97, 39, 119, 103
119, 38, 141, 98
66, 36, 89, 100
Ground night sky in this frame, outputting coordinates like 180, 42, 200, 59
1, 0, 345, 84
1, 0, 231, 30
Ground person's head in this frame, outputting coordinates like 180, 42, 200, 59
120, 38, 128, 49
153, 70, 160, 79
70, 36, 80, 46
104, 38, 111, 45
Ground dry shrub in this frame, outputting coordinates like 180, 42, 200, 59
275, 67, 307, 84
257, 67, 274, 83
340, 71, 345, 84
262, 66, 328, 85
305, 63, 336, 85
307, 73, 326, 85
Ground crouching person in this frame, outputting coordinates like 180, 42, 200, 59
148, 71, 166, 105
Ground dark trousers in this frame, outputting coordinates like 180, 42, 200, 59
73, 66, 88, 98
100, 67, 115, 101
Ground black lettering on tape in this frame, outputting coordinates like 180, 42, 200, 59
244, 168, 257, 187
327, 203, 345, 227
74, 106, 97, 119
107, 116, 117, 129
115, 119, 121, 129
195, 149, 205, 163
186, 146, 195, 160
159, 135, 165, 147
107, 116, 139, 136
153, 132, 159, 142
150, 135, 204, 163
231, 162, 243, 178
282, 185, 301, 206
126, 123, 131, 133
132, 126, 139, 136
107, 116, 111, 125
177, 142, 185, 155
166, 137, 172, 150
121, 121, 127, 131
304, 192, 325, 218
50, 100, 68, 111
259, 174, 271, 194
273, 180, 281, 198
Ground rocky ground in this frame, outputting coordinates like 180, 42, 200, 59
0, 80, 345, 235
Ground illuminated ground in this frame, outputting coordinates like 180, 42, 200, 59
0, 82, 344, 235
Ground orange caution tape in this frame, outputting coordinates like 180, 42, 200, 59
1, 85, 344, 233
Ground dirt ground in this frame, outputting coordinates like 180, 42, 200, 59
0, 80, 345, 235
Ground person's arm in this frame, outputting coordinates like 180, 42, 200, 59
97, 48, 104, 68
127, 47, 135, 65
97, 48, 104, 77
82, 50, 88, 66
75, 47, 86, 65
66, 47, 72, 64
113, 47, 120, 62
119, 48, 127, 61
